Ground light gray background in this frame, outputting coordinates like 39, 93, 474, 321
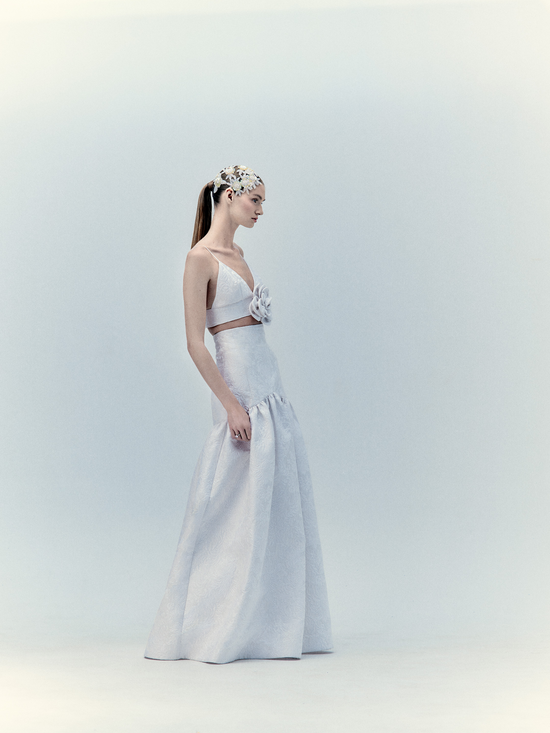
1, 0, 549, 648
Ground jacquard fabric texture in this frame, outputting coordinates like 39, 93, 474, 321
144, 264, 332, 664
204, 248, 262, 328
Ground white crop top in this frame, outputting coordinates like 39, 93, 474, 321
203, 247, 269, 328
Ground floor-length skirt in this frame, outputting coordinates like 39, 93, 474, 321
144, 323, 332, 664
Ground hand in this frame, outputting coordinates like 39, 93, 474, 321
227, 404, 251, 441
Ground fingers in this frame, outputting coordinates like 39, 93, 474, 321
228, 405, 251, 441
232, 426, 250, 441
231, 420, 251, 441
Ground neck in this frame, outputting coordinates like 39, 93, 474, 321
208, 208, 239, 251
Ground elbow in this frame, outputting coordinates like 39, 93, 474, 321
187, 340, 205, 359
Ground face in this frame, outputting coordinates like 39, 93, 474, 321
230, 184, 265, 229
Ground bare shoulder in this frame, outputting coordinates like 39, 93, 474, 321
186, 244, 214, 269
184, 244, 216, 286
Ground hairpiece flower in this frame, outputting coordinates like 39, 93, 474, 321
212, 164, 263, 196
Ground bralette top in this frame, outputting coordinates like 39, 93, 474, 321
203, 247, 272, 328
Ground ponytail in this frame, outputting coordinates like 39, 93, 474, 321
191, 182, 214, 248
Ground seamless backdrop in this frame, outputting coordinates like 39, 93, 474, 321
1, 0, 549, 645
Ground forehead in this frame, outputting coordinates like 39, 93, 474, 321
247, 185, 265, 201
248, 183, 265, 197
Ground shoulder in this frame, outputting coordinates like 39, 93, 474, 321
187, 243, 212, 264
185, 244, 215, 280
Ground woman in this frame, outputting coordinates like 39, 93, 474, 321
144, 165, 332, 664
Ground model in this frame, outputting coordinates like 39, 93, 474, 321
144, 165, 332, 664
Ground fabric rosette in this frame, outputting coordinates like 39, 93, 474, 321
249, 283, 272, 324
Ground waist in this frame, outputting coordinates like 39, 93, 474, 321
208, 315, 261, 335
210, 321, 283, 415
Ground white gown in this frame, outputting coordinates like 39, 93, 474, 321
144, 250, 332, 664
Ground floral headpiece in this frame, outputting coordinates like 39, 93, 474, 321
212, 165, 263, 196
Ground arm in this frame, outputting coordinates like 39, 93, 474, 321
183, 249, 252, 440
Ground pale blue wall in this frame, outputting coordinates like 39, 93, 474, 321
1, 1, 548, 641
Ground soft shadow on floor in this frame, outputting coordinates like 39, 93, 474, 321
2, 632, 549, 732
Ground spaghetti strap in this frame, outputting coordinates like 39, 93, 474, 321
202, 246, 220, 262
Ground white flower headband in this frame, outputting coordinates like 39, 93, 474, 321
212, 165, 263, 196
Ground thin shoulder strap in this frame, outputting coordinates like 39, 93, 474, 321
202, 246, 221, 263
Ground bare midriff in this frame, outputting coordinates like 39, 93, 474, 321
208, 315, 260, 335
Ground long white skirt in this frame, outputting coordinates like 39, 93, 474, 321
144, 323, 332, 664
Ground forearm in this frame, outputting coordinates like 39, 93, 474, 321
187, 342, 241, 413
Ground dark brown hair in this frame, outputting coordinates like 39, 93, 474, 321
191, 182, 209, 248
191, 180, 235, 248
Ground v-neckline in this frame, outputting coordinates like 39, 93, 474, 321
218, 259, 254, 293
204, 247, 254, 293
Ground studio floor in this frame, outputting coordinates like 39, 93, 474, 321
2, 631, 550, 732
